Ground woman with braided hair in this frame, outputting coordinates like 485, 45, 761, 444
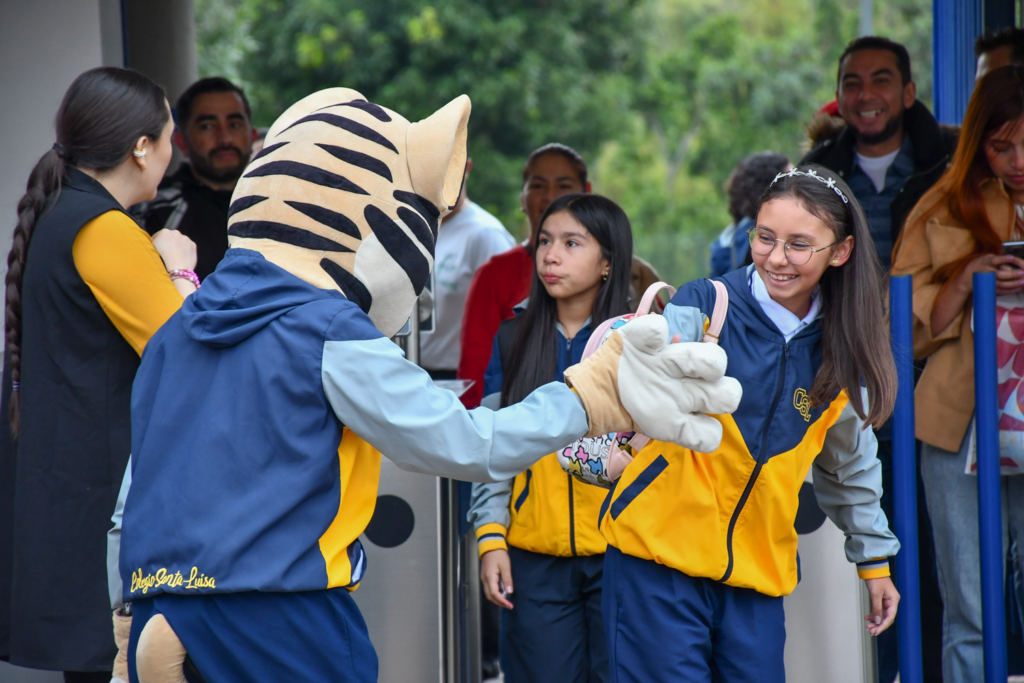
0, 67, 196, 681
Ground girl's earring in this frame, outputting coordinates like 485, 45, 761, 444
832, 258, 839, 265
133, 148, 146, 158
602, 272, 608, 281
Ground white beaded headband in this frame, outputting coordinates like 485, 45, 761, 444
770, 167, 849, 204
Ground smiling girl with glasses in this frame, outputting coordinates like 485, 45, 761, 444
594, 164, 900, 682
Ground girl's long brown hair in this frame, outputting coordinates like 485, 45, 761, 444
501, 194, 632, 407
757, 166, 896, 428
930, 66, 1024, 289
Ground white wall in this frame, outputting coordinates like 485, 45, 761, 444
0, 3, 116, 679
0, 0, 122, 285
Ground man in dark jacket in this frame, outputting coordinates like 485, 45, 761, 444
802, 36, 952, 683
976, 26, 1024, 79
133, 77, 257, 279
800, 36, 957, 271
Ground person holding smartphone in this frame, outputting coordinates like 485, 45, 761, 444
891, 64, 1024, 681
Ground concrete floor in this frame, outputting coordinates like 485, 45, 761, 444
0, 662, 61, 683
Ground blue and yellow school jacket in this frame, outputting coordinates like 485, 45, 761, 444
468, 315, 609, 558
119, 248, 589, 600
600, 267, 899, 598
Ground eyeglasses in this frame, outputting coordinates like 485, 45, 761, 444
747, 227, 837, 266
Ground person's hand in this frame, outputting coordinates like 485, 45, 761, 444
957, 253, 1024, 296
864, 576, 899, 636
152, 229, 197, 272
480, 549, 513, 609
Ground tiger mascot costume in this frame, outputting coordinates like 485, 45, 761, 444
116, 88, 741, 682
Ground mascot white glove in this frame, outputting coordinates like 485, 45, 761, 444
563, 315, 742, 452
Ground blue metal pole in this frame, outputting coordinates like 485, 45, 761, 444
973, 272, 1007, 683
890, 275, 923, 683
933, 0, 983, 125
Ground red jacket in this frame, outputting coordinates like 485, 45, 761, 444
457, 244, 533, 407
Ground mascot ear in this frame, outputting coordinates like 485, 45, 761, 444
406, 95, 471, 215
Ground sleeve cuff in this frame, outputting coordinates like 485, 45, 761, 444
476, 523, 508, 557
563, 332, 631, 437
857, 558, 891, 579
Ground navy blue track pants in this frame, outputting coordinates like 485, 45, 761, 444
602, 546, 785, 683
128, 588, 377, 683
500, 546, 608, 683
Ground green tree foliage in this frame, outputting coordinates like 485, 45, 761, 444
195, 0, 931, 285
199, 0, 643, 237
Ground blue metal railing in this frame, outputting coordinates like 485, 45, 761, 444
890, 273, 1008, 682
974, 272, 1007, 683
890, 275, 923, 683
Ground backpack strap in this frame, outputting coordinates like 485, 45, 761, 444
582, 316, 623, 360
636, 282, 677, 316
703, 280, 729, 344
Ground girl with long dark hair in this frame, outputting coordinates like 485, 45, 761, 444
892, 64, 1024, 681
593, 166, 900, 682
467, 193, 633, 682
0, 67, 197, 681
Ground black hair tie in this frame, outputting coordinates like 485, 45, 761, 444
51, 141, 74, 163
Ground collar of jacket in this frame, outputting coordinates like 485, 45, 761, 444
971, 177, 1015, 237
63, 166, 121, 205
806, 100, 949, 178
722, 266, 823, 346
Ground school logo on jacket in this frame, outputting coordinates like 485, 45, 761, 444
793, 388, 812, 422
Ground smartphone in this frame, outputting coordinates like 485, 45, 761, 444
1002, 241, 1024, 260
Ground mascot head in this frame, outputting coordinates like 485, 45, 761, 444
227, 88, 471, 337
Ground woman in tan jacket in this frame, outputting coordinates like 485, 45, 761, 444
892, 65, 1024, 682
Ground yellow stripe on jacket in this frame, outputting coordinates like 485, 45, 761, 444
503, 452, 608, 557
318, 427, 382, 590
601, 392, 850, 597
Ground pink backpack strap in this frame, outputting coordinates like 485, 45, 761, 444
582, 316, 622, 359
580, 282, 678, 360
703, 280, 729, 344
636, 282, 676, 315
627, 433, 650, 452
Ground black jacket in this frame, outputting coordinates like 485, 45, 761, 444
799, 100, 959, 245
132, 163, 233, 280
0, 169, 137, 669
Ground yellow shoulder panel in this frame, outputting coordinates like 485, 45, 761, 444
72, 210, 184, 355
601, 391, 851, 597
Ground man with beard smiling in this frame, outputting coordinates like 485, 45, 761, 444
133, 77, 257, 279
801, 37, 957, 272
801, 36, 955, 683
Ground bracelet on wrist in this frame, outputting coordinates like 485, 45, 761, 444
168, 268, 201, 290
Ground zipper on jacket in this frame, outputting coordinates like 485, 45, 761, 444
567, 472, 578, 556
721, 343, 789, 582
564, 332, 579, 556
